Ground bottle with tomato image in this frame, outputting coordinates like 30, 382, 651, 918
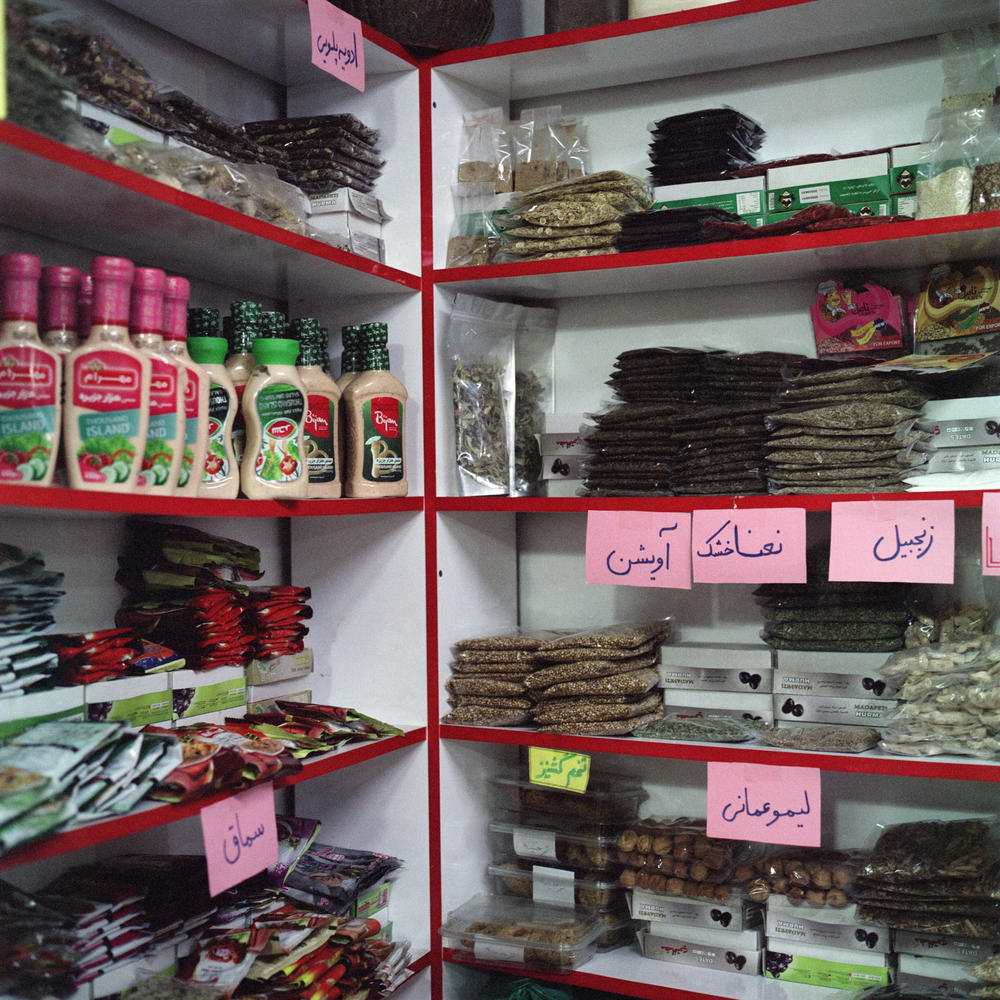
186, 335, 239, 499
293, 316, 342, 499
130, 267, 186, 495
240, 337, 308, 500
0, 253, 63, 487
64, 256, 151, 492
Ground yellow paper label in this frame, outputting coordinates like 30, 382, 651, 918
528, 747, 590, 793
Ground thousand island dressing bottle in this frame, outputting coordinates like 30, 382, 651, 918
0, 253, 62, 486
64, 256, 150, 490
342, 322, 407, 498
162, 277, 209, 498
131, 267, 186, 494
240, 337, 308, 500
186, 335, 239, 499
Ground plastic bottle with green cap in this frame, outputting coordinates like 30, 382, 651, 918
224, 300, 261, 469
240, 336, 308, 500
187, 335, 239, 499
293, 317, 342, 499
342, 322, 407, 498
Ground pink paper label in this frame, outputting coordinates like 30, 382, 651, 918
200, 782, 279, 897
707, 762, 821, 847
308, 0, 365, 92
829, 500, 954, 583
692, 508, 806, 584
982, 492, 1000, 575
585, 510, 691, 589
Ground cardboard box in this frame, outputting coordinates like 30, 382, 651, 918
652, 176, 765, 218
536, 432, 588, 455
348, 233, 385, 264
245, 648, 314, 686
892, 194, 918, 216
351, 880, 392, 918
766, 200, 890, 224
79, 99, 166, 146
307, 188, 390, 221
246, 686, 312, 715
85, 674, 172, 727
924, 445, 1000, 474
629, 889, 762, 932
639, 929, 761, 974
662, 702, 774, 727
773, 693, 897, 726
171, 666, 246, 722
659, 663, 772, 694
541, 454, 585, 479
543, 478, 584, 497
916, 396, 1000, 447
896, 953, 975, 990
774, 670, 897, 700
645, 920, 763, 951
0, 686, 86, 739
772, 650, 891, 675
767, 154, 891, 213
660, 688, 773, 718
894, 929, 1000, 963
766, 900, 891, 954
764, 943, 893, 989
889, 144, 926, 194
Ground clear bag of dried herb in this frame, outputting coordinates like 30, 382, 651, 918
446, 293, 520, 495
513, 303, 558, 496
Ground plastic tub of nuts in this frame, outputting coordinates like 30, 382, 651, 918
440, 893, 605, 972
489, 770, 646, 821
489, 815, 623, 870
488, 857, 624, 908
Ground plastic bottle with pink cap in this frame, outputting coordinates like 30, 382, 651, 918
130, 266, 186, 494
63, 255, 150, 491
0, 253, 62, 486
161, 276, 209, 498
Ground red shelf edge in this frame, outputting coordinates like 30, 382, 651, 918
0, 121, 420, 292
0, 729, 426, 872
439, 724, 1000, 783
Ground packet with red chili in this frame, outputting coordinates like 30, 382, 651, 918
177, 927, 272, 999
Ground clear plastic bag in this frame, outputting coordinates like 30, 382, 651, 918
515, 105, 563, 192
513, 304, 558, 496
914, 107, 992, 219
458, 107, 513, 194
445, 183, 503, 267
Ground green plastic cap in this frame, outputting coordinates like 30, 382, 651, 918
187, 335, 228, 365
253, 336, 299, 366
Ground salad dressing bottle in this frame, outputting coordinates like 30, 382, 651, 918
40, 266, 81, 355
342, 322, 407, 498
292, 317, 341, 499
0, 253, 62, 486
162, 277, 208, 498
65, 256, 150, 491
131, 267, 186, 494
240, 337, 308, 500
224, 300, 262, 469
186, 335, 239, 499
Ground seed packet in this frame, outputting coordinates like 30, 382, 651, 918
268, 815, 322, 888
177, 927, 272, 998
282, 843, 402, 912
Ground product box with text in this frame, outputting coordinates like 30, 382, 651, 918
765, 943, 893, 989
629, 888, 762, 932
0, 686, 85, 739
896, 953, 975, 991
652, 176, 765, 220
639, 929, 761, 975
766, 897, 891, 954
773, 693, 897, 726
767, 154, 890, 213
172, 666, 246, 723
86, 674, 172, 726
245, 648, 314, 686
915, 396, 1000, 448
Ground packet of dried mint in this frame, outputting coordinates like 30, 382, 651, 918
446, 293, 520, 495
513, 303, 558, 496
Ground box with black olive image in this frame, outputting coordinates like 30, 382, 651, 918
658, 642, 772, 693
628, 888, 762, 932
773, 670, 899, 701
766, 895, 891, 954
773, 693, 897, 727
637, 923, 762, 975
764, 942, 894, 988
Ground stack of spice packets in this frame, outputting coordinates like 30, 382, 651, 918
0, 542, 64, 696
0, 721, 179, 852
525, 619, 673, 735
243, 114, 385, 196
764, 361, 931, 494
247, 585, 312, 660
615, 817, 763, 976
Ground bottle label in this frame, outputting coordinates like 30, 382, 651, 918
70, 350, 144, 485
305, 393, 336, 483
179, 368, 200, 488
253, 384, 304, 484
362, 395, 403, 482
0, 346, 58, 483
137, 358, 178, 487
232, 382, 247, 466
203, 383, 233, 484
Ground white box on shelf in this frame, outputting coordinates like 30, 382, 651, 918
541, 454, 585, 480
662, 702, 775, 726
0, 686, 85, 738
773, 670, 897, 700
661, 688, 773, 716
894, 929, 1000, 963
85, 674, 172, 726
245, 648, 314, 686
307, 188, 391, 221
771, 650, 890, 674
659, 663, 772, 694
246, 684, 312, 714
171, 666, 246, 723
639, 929, 761, 974
916, 397, 1000, 447
652, 176, 765, 218
765, 898, 891, 953
644, 920, 763, 951
543, 479, 584, 497
896, 953, 976, 989
764, 940, 894, 988
629, 889, 762, 931
773, 693, 897, 726
766, 153, 890, 213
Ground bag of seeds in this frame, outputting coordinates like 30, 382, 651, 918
446, 293, 520, 495
457, 107, 513, 194
914, 106, 992, 220
445, 183, 503, 267
513, 304, 558, 496
515, 106, 562, 192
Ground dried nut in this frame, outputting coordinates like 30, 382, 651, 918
693, 837, 711, 858
806, 889, 827, 907
618, 829, 638, 851
787, 887, 806, 905
734, 864, 756, 882
620, 869, 637, 888
636, 833, 653, 853
649, 874, 667, 893
674, 844, 693, 862
637, 872, 651, 889
673, 863, 689, 879
698, 882, 716, 900
682, 880, 701, 899
616, 849, 631, 864
812, 868, 833, 890
832, 865, 853, 889
826, 888, 849, 908
690, 861, 710, 882
771, 876, 789, 894
787, 864, 811, 887
714, 884, 732, 903
652, 835, 673, 856
746, 878, 771, 903
628, 852, 645, 868
666, 877, 685, 896
703, 849, 727, 871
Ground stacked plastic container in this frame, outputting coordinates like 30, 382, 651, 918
439, 767, 644, 973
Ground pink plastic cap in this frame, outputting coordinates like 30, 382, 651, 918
162, 276, 191, 341
1, 253, 41, 322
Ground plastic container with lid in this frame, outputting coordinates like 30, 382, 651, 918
488, 815, 622, 871
239, 336, 308, 500
489, 769, 646, 822
131, 267, 185, 494
64, 255, 150, 491
439, 893, 606, 973
0, 253, 62, 486
489, 857, 624, 908
187, 335, 238, 499
162, 278, 208, 497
